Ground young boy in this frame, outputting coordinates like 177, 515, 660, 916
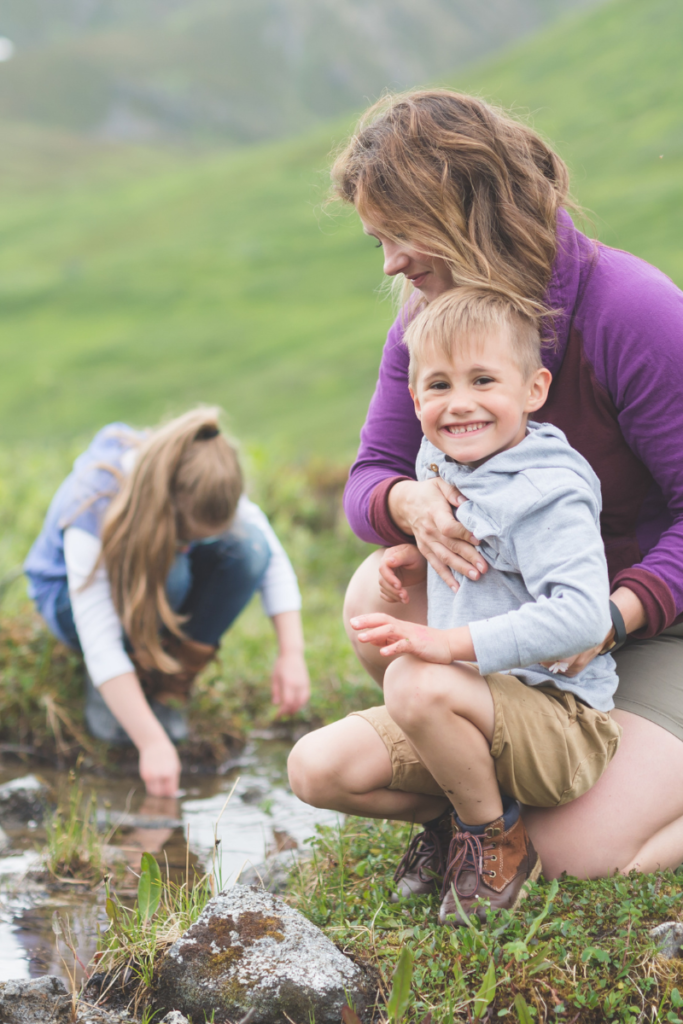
350, 287, 622, 925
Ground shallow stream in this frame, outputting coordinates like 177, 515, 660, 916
0, 736, 339, 985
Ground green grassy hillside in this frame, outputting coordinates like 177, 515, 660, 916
0, 0, 600, 143
0, 0, 681, 456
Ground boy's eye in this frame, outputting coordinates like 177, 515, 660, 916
429, 381, 450, 390
474, 375, 495, 386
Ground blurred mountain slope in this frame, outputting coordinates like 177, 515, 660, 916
0, 0, 680, 456
0, 0, 602, 143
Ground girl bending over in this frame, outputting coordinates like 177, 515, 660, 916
26, 408, 309, 795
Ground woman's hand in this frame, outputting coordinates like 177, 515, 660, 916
139, 735, 182, 797
541, 586, 648, 678
351, 613, 474, 664
271, 651, 310, 715
379, 544, 428, 604
388, 478, 487, 591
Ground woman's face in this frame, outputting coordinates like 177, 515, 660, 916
360, 215, 454, 302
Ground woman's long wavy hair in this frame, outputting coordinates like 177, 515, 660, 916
331, 89, 573, 318
100, 408, 243, 672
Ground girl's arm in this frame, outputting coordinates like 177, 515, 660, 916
99, 673, 181, 796
235, 498, 309, 714
65, 528, 180, 794
271, 610, 310, 714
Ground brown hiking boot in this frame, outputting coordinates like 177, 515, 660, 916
131, 636, 217, 703
438, 812, 541, 926
391, 810, 453, 902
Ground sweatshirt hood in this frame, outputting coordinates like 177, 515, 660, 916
419, 421, 603, 523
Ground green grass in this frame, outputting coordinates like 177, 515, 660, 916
0, 0, 681, 455
287, 818, 683, 1023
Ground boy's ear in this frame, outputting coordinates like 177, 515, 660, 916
525, 367, 552, 413
409, 385, 422, 421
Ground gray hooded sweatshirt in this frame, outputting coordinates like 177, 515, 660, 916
416, 422, 618, 711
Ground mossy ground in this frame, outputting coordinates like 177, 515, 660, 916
287, 818, 683, 1024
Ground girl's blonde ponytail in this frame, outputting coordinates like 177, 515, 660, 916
101, 408, 242, 673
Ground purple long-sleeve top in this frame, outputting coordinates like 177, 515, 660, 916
343, 210, 683, 639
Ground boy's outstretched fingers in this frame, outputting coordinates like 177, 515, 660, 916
349, 614, 455, 663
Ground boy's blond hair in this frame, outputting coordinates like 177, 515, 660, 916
404, 287, 543, 387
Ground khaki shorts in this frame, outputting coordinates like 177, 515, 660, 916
351, 673, 622, 808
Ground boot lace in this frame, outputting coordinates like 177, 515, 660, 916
394, 824, 446, 884
440, 831, 496, 901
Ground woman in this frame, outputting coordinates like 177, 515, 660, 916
288, 89, 683, 885
26, 408, 310, 796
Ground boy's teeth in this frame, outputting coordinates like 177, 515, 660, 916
449, 423, 487, 434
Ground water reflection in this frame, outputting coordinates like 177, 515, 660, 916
0, 737, 339, 983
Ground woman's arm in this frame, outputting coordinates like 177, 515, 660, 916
343, 315, 486, 582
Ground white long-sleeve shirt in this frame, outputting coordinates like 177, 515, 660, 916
64, 495, 301, 687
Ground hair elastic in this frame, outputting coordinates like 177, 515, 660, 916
195, 425, 220, 441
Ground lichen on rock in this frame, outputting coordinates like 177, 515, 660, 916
154, 884, 371, 1024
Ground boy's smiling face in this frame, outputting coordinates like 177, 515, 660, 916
410, 327, 551, 467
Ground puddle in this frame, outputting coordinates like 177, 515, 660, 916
0, 738, 339, 984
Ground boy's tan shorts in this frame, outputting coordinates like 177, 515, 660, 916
351, 673, 622, 807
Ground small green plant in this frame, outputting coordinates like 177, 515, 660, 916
43, 771, 106, 881
97, 852, 214, 1015
386, 946, 414, 1024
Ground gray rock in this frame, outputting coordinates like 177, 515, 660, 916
0, 976, 71, 1023
0, 823, 10, 851
650, 921, 683, 958
153, 884, 371, 1024
0, 774, 51, 824
237, 850, 308, 894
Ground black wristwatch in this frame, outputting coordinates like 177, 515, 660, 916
600, 600, 628, 655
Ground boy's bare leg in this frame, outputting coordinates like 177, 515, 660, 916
287, 714, 448, 822
383, 654, 502, 825
343, 550, 428, 685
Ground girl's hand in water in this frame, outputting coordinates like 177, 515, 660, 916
379, 544, 428, 604
387, 478, 487, 591
139, 735, 182, 797
351, 612, 474, 664
271, 651, 310, 715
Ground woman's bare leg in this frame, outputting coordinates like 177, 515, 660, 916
343, 550, 428, 685
287, 714, 448, 822
525, 710, 683, 878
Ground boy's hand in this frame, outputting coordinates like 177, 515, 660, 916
271, 651, 310, 715
350, 613, 455, 663
379, 544, 428, 604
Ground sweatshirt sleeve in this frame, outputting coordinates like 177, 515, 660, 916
235, 497, 302, 616
583, 253, 683, 635
64, 527, 135, 687
343, 314, 424, 545
469, 487, 612, 674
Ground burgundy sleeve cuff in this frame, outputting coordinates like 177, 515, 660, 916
368, 477, 417, 548
611, 566, 677, 638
